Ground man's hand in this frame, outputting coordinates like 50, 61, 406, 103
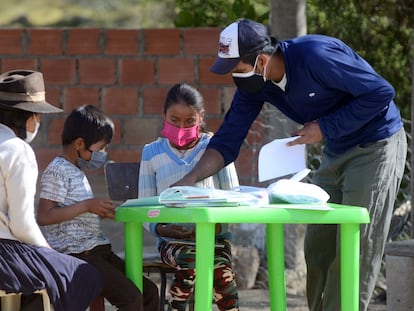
170, 149, 225, 187
288, 121, 323, 146
171, 175, 196, 187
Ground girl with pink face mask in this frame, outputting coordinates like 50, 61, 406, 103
139, 83, 240, 311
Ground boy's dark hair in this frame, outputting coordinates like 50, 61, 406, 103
0, 106, 32, 140
62, 105, 114, 147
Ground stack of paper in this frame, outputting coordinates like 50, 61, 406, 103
158, 186, 260, 207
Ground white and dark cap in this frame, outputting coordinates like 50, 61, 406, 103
0, 69, 62, 113
210, 19, 272, 75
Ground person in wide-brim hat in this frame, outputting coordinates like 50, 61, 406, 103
0, 69, 62, 142
0, 69, 62, 113
0, 69, 104, 310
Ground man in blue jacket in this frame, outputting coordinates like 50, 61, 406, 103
175, 19, 407, 311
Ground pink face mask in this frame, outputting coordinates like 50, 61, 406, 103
161, 121, 199, 147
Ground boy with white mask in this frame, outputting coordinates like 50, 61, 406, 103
37, 104, 160, 311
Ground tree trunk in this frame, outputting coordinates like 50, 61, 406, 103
270, 0, 307, 39
266, 0, 307, 140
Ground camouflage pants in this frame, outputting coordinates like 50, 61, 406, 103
159, 240, 239, 311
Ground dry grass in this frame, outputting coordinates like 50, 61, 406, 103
0, 0, 176, 28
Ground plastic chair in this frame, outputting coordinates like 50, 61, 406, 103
104, 162, 141, 202
0, 289, 53, 311
104, 161, 178, 311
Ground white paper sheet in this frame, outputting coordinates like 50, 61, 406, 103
261, 204, 333, 211
258, 136, 306, 182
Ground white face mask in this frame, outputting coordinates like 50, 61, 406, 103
25, 114, 40, 143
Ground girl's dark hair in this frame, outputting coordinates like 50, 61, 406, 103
62, 104, 114, 147
0, 106, 32, 140
240, 37, 280, 66
163, 83, 207, 132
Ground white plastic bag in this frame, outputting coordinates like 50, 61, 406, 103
267, 179, 330, 204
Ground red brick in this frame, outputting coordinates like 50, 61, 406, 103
47, 117, 66, 145
45, 87, 63, 110
108, 149, 141, 163
243, 120, 266, 146
199, 57, 232, 84
235, 147, 256, 169
205, 116, 224, 133
109, 119, 122, 144
0, 27, 274, 187
144, 29, 180, 55
79, 59, 115, 84
27, 29, 63, 55
34, 147, 62, 173
119, 59, 154, 85
64, 87, 100, 112
222, 86, 236, 111
143, 87, 169, 114
124, 117, 161, 145
234, 147, 260, 185
104, 29, 139, 55
66, 29, 101, 55
158, 58, 194, 84
40, 58, 77, 85
1, 58, 37, 72
102, 87, 138, 115
198, 87, 220, 115
0, 29, 23, 54
183, 28, 220, 55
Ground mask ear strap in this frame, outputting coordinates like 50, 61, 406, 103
260, 55, 269, 82
252, 55, 259, 70
33, 113, 39, 123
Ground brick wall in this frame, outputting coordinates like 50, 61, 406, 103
0, 27, 267, 186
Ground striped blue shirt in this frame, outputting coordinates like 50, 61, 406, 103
139, 133, 239, 197
138, 133, 239, 247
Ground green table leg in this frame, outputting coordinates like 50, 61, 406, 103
266, 223, 286, 311
195, 222, 215, 311
340, 223, 360, 311
124, 222, 143, 291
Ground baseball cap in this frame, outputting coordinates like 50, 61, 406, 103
210, 19, 271, 75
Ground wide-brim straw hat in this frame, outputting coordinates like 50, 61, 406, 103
0, 69, 62, 113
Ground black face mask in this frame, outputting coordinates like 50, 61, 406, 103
232, 74, 265, 93
232, 55, 267, 93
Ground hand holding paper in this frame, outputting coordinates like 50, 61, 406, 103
258, 136, 306, 182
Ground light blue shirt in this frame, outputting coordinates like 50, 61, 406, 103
138, 133, 239, 248
39, 157, 109, 254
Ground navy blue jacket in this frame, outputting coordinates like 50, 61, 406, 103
208, 34, 403, 165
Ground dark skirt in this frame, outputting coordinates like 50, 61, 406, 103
0, 239, 103, 311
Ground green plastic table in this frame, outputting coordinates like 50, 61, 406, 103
115, 197, 369, 311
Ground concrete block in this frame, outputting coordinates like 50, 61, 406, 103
386, 255, 414, 310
